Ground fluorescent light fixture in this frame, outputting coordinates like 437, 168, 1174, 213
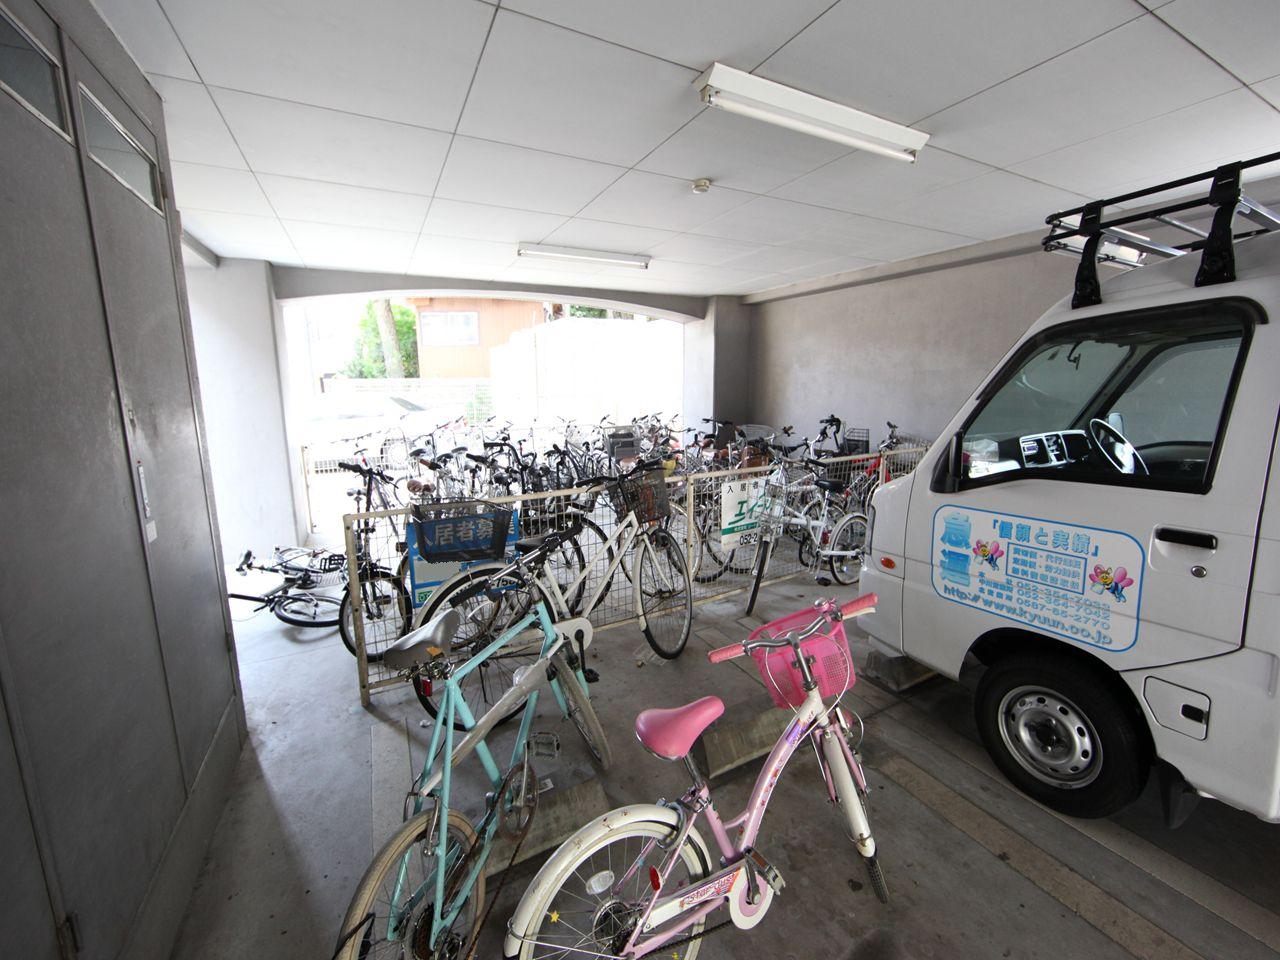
516, 243, 650, 269
696, 62, 928, 163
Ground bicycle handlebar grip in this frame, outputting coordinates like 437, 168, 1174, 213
839, 594, 878, 620
708, 643, 745, 664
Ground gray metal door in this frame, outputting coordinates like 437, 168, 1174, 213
0, 26, 187, 960
0, 675, 60, 960
70, 49, 237, 788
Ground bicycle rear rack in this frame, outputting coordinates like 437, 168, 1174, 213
1042, 150, 1280, 309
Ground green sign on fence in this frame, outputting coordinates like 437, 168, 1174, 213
720, 478, 766, 549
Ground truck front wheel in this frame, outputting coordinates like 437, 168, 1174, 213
974, 654, 1150, 818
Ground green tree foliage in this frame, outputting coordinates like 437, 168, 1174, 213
346, 301, 419, 378
568, 304, 607, 319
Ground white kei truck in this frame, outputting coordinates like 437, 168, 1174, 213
859, 152, 1280, 824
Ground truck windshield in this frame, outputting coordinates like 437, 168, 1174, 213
960, 313, 1246, 491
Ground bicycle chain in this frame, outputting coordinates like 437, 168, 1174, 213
461, 767, 536, 960
655, 917, 734, 955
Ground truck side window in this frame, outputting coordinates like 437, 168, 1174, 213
960, 308, 1248, 493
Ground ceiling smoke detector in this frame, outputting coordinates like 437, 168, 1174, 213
691, 178, 712, 194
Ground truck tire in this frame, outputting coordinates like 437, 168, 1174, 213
974, 653, 1150, 819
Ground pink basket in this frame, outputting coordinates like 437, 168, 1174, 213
748, 607, 855, 709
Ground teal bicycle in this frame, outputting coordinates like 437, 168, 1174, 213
333, 538, 612, 960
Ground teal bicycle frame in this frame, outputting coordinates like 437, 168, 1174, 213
387, 598, 586, 951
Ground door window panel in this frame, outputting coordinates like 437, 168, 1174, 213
961, 311, 1246, 492
0, 8, 66, 132
81, 89, 162, 209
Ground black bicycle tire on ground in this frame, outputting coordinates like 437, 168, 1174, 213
638, 527, 692, 659
863, 854, 890, 904
414, 567, 549, 729
553, 651, 612, 769
571, 514, 615, 613
745, 536, 772, 617
338, 569, 410, 662
797, 499, 823, 570
828, 512, 867, 586
694, 509, 728, 584
273, 592, 342, 627
705, 502, 754, 576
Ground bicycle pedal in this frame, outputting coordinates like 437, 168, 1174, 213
582, 667, 601, 684
745, 847, 786, 895
529, 731, 561, 759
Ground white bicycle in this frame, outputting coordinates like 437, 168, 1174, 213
412, 463, 694, 729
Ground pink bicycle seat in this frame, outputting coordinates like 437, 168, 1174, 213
634, 696, 724, 760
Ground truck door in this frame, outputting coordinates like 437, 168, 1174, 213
903, 298, 1273, 674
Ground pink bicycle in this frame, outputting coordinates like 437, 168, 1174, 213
504, 594, 885, 959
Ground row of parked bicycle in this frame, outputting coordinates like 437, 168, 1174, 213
223, 414, 932, 957
332, 411, 921, 509
324, 481, 888, 960
229, 418, 927, 671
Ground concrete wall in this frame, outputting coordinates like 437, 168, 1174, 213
681, 295, 754, 429
749, 249, 1078, 444
187, 258, 298, 557
710, 296, 753, 425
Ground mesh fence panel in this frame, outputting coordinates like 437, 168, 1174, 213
342, 448, 930, 703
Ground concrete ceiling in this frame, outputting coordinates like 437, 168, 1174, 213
95, 0, 1280, 296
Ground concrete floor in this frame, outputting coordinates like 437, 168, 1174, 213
174, 576, 1280, 960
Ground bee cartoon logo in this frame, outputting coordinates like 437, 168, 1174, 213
972, 539, 1004, 570
1089, 564, 1134, 603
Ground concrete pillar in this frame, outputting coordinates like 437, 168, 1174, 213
682, 295, 753, 428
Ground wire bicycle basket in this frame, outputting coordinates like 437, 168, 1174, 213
411, 500, 514, 563
840, 427, 870, 456
608, 469, 670, 524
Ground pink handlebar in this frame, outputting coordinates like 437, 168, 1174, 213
839, 594, 877, 619
708, 643, 745, 664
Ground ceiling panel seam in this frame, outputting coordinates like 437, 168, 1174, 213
153, 0, 307, 266
745, 0, 843, 72
908, 10, 1151, 128
1145, 6, 1280, 117
408, 0, 502, 272
495, 5, 706, 72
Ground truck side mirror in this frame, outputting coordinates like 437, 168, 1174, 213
931, 431, 963, 493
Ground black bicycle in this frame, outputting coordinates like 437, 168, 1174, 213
339, 460, 412, 661
229, 548, 344, 627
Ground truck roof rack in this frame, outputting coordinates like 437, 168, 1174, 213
1043, 150, 1280, 308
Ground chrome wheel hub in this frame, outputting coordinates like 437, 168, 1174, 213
998, 685, 1101, 788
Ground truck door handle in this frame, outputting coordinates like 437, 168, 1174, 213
1154, 527, 1217, 550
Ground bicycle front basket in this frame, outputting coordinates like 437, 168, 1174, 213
411, 500, 513, 563
840, 427, 870, 456
612, 469, 670, 524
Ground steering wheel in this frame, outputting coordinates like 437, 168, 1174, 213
1088, 418, 1148, 475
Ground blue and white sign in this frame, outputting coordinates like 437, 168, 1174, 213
931, 505, 1144, 651
407, 509, 520, 608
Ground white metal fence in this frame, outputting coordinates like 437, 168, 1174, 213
341, 446, 929, 704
